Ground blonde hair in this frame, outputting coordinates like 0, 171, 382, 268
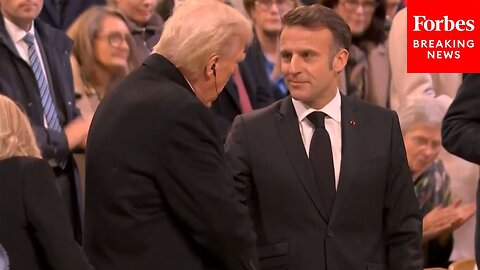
0, 95, 41, 160
67, 5, 138, 96
153, 0, 253, 80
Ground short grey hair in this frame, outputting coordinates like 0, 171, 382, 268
398, 95, 450, 134
153, 0, 253, 80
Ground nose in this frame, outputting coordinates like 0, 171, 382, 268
143, 0, 156, 7
269, 2, 281, 13
285, 54, 301, 75
422, 145, 437, 160
355, 3, 365, 13
119, 38, 130, 51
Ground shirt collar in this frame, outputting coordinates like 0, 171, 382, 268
292, 89, 342, 124
3, 17, 35, 44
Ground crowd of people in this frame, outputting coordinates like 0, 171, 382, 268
0, 0, 478, 269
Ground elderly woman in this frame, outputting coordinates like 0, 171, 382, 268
320, 0, 390, 107
0, 95, 93, 270
68, 5, 138, 117
398, 96, 476, 268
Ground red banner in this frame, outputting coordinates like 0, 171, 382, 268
407, 0, 480, 72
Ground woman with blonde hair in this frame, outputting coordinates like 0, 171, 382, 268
0, 95, 93, 270
68, 5, 138, 116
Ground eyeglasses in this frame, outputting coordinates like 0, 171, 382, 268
340, 0, 379, 13
97, 32, 131, 48
255, 0, 294, 11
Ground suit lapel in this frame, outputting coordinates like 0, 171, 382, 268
331, 96, 360, 221
276, 98, 329, 222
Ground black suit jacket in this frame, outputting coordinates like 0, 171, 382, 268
225, 96, 423, 270
0, 157, 92, 270
85, 54, 258, 270
441, 73, 480, 264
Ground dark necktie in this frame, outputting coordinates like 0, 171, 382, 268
307, 111, 336, 219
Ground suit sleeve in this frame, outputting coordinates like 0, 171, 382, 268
23, 159, 93, 270
32, 125, 70, 162
224, 115, 252, 206
160, 102, 258, 270
384, 112, 423, 270
442, 73, 480, 164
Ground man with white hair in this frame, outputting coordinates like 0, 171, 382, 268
84, 1, 258, 269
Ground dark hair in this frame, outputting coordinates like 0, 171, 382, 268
319, 0, 386, 45
243, 0, 301, 17
282, 4, 352, 54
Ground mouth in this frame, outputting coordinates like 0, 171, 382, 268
20, 2, 37, 9
288, 80, 308, 86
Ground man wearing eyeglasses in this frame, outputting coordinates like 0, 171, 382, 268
225, 4, 422, 270
0, 0, 88, 244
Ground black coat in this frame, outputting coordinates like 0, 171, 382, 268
0, 157, 92, 270
84, 54, 259, 270
442, 73, 480, 264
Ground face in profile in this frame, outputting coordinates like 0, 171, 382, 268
94, 15, 131, 74
0, 0, 43, 29
334, 0, 377, 35
199, 38, 246, 106
250, 0, 295, 35
115, 0, 157, 26
280, 26, 342, 109
403, 124, 442, 177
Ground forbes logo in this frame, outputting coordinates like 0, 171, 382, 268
413, 16, 475, 32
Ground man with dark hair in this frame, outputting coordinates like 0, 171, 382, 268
0, 0, 88, 243
225, 4, 422, 270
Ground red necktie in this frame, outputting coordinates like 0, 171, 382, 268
232, 67, 253, 113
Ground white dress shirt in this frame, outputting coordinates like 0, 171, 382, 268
3, 18, 48, 78
292, 90, 342, 189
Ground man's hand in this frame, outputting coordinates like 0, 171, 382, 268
64, 115, 92, 150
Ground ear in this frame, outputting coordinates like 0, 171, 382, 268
332, 48, 349, 73
205, 54, 219, 79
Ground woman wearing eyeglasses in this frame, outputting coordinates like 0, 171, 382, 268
320, 0, 390, 108
68, 5, 138, 116
67, 5, 138, 198
398, 96, 476, 268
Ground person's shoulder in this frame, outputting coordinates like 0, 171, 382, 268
0, 156, 50, 180
345, 95, 396, 120
34, 18, 71, 46
242, 98, 284, 122
11, 156, 51, 174
0, 156, 39, 168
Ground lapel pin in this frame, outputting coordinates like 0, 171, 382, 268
349, 120, 356, 126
